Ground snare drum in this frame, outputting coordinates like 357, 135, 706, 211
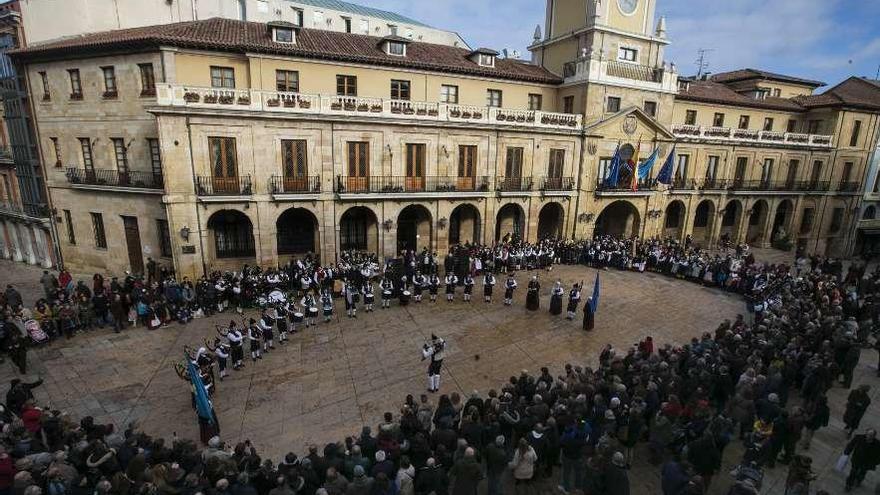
308, 307, 319, 316
400, 290, 411, 306
292, 312, 304, 323
382, 290, 393, 300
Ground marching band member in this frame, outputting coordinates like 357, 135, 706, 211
207, 337, 230, 380
299, 272, 312, 297
412, 271, 426, 303
444, 272, 458, 302
428, 272, 440, 302
302, 292, 318, 327
259, 310, 274, 352
290, 301, 304, 333
462, 273, 475, 302
343, 279, 359, 318
321, 289, 334, 323
421, 334, 446, 393
504, 273, 518, 306
380, 275, 394, 309
483, 272, 496, 303
275, 302, 289, 344
363, 279, 375, 312
247, 318, 263, 361
549, 280, 564, 316
566, 283, 581, 320
225, 322, 244, 370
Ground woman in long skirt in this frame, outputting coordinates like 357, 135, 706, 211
526, 275, 540, 311
549, 280, 564, 315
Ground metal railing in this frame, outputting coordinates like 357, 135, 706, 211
595, 177, 656, 192
671, 124, 833, 148
268, 175, 321, 194
838, 181, 861, 192
540, 176, 574, 191
497, 177, 534, 192
66, 167, 164, 189
196, 175, 253, 196
670, 177, 697, 190
334, 175, 491, 194
699, 178, 728, 190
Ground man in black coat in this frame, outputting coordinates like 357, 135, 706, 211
414, 458, 448, 495
845, 429, 880, 491
482, 437, 507, 495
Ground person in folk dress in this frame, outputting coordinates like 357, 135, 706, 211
445, 272, 458, 302
362, 280, 375, 312
526, 275, 541, 311
462, 273, 475, 302
566, 284, 581, 320
483, 272, 496, 303
549, 280, 564, 316
247, 319, 263, 361
380, 275, 394, 309
343, 279, 359, 318
429, 273, 441, 302
504, 273, 518, 306
321, 289, 334, 323
413, 272, 426, 303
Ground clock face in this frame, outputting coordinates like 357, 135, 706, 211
618, 0, 639, 15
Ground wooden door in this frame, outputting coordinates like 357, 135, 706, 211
122, 216, 144, 274
546, 149, 565, 189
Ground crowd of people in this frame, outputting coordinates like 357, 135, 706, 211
0, 235, 877, 495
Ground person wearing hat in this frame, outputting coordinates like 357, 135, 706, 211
422, 334, 446, 393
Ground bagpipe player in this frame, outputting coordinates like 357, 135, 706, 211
421, 334, 447, 393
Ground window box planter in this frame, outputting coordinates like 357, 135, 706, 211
506, 115, 516, 122
403, 108, 415, 115
472, 112, 482, 119
282, 99, 296, 108
496, 114, 506, 121
266, 98, 280, 107
391, 107, 402, 114
343, 102, 357, 111
218, 95, 234, 105
330, 102, 343, 110
203, 94, 218, 104
427, 109, 438, 116
416, 108, 427, 116
450, 110, 461, 118
461, 111, 472, 119
370, 104, 383, 113
237, 96, 251, 105
184, 92, 201, 103
357, 103, 369, 112
298, 100, 311, 109
515, 115, 526, 123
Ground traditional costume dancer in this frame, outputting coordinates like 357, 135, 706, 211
224, 322, 244, 370
566, 283, 581, 320
413, 272, 426, 303
504, 273, 518, 306
247, 319, 263, 361
549, 280, 564, 316
275, 302, 289, 344
321, 289, 334, 323
343, 280, 359, 318
421, 334, 446, 393
380, 276, 394, 309
444, 273, 458, 302
483, 272, 496, 303
428, 273, 441, 302
363, 280, 375, 312
302, 293, 318, 327
462, 274, 474, 302
259, 310, 274, 351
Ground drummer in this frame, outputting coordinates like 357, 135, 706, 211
380, 274, 394, 309
444, 272, 458, 302
290, 305, 305, 333
462, 273, 475, 302
275, 301, 289, 344
483, 272, 496, 303
223, 320, 244, 370
428, 272, 441, 302
321, 289, 334, 323
259, 309, 275, 352
412, 271, 426, 303
363, 279, 375, 312
343, 279, 359, 318
301, 292, 318, 327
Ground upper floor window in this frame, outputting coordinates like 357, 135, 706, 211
111, 137, 129, 175
138, 63, 156, 96
101, 66, 117, 98
643, 100, 657, 117
563, 96, 574, 114
90, 212, 107, 249
773, 88, 781, 97
276, 70, 299, 92
486, 89, 502, 108
313, 11, 324, 26
618, 47, 637, 62
606, 96, 621, 113
50, 137, 62, 167
763, 117, 774, 132
336, 75, 357, 96
528, 94, 542, 111
712, 112, 725, 127
387, 41, 406, 56
78, 137, 94, 171
738, 115, 750, 130
440, 85, 459, 104
390, 79, 410, 100
850, 120, 862, 147
39, 71, 50, 101
292, 8, 303, 26
342, 17, 352, 33
68, 69, 82, 100
157, 219, 172, 258
807, 120, 821, 134
147, 138, 163, 178
273, 27, 294, 43
63, 210, 76, 245
388, 25, 398, 36
210, 66, 235, 89
787, 119, 798, 132
684, 109, 697, 125
479, 53, 495, 67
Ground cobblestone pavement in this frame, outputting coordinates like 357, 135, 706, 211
1, 258, 878, 494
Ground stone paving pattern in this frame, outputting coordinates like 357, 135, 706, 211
2, 257, 879, 494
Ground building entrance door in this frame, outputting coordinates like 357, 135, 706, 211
122, 216, 144, 274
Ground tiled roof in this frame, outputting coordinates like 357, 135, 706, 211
676, 79, 806, 112
11, 18, 561, 84
793, 77, 880, 111
711, 68, 826, 88
289, 0, 431, 28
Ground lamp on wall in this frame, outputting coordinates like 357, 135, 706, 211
385, 144, 393, 158
441, 145, 449, 158
383, 219, 394, 231
577, 212, 594, 223
438, 217, 448, 230
179, 226, 191, 241
647, 209, 663, 219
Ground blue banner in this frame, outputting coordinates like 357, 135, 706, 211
637, 148, 660, 179
187, 356, 214, 423
656, 146, 676, 185
590, 272, 600, 314
603, 144, 622, 187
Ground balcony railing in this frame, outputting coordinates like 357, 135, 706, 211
595, 177, 656, 192
156, 84, 583, 131
334, 175, 491, 194
838, 181, 861, 193
699, 178, 728, 190
670, 177, 697, 190
66, 168, 164, 189
561, 57, 679, 92
196, 175, 253, 196
671, 124, 833, 148
540, 176, 574, 191
268, 175, 321, 194
497, 177, 534, 192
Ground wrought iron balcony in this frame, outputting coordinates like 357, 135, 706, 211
595, 177, 656, 192
334, 175, 490, 194
66, 168, 164, 189
497, 177, 534, 192
268, 175, 321, 194
540, 176, 574, 191
196, 175, 253, 196
838, 181, 861, 193
670, 177, 697, 190
699, 178, 728, 190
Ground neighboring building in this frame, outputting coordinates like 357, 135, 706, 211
0, 0, 55, 267
9, 0, 880, 279
17, 0, 466, 47
854, 78, 880, 256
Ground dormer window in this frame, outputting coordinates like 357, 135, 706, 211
268, 21, 297, 44
479, 54, 495, 67
380, 36, 410, 57
469, 48, 499, 68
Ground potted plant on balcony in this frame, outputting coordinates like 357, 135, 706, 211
506, 115, 516, 122
472, 111, 482, 119
403, 106, 415, 115
416, 108, 427, 116
370, 104, 383, 113
390, 105, 402, 114
515, 115, 526, 123
237, 95, 251, 105
357, 103, 369, 112
343, 101, 357, 111
266, 98, 281, 107
331, 101, 343, 111
298, 98, 311, 109
449, 109, 461, 118
183, 92, 201, 103
496, 113, 506, 121
427, 108, 438, 116
541, 115, 550, 124
203, 94, 218, 104
461, 111, 472, 119
218, 94, 235, 105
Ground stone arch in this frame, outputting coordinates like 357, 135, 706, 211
537, 202, 565, 240
397, 204, 433, 253
721, 199, 743, 243
691, 199, 715, 245
206, 209, 256, 259
449, 203, 481, 246
595, 200, 641, 238
663, 200, 686, 239
340, 206, 379, 253
496, 203, 525, 242
276, 207, 319, 256
771, 199, 795, 242
747, 199, 770, 244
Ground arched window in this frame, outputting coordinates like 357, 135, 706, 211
864, 205, 877, 220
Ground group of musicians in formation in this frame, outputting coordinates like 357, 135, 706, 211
181, 267, 595, 400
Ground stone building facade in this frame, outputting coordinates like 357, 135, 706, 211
10, 0, 880, 279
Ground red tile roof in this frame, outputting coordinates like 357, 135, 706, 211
711, 68, 826, 88
793, 77, 880, 111
11, 17, 561, 84
675, 79, 806, 112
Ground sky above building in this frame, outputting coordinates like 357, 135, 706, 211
367, 0, 880, 88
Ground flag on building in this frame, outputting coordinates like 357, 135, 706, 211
637, 147, 660, 179
589, 272, 600, 313
656, 145, 676, 185
630, 139, 641, 191
603, 143, 622, 188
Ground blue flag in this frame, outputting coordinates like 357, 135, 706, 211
603, 144, 622, 187
637, 148, 660, 179
656, 146, 676, 185
589, 272, 600, 314
187, 356, 214, 424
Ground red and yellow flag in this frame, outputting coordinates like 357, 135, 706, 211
630, 138, 641, 191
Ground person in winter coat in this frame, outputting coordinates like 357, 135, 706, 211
346, 466, 373, 495
447, 448, 482, 495
394, 457, 415, 495
844, 429, 880, 491
801, 395, 830, 450
509, 439, 537, 495
604, 452, 630, 495
482, 437, 507, 495
0, 453, 15, 495
844, 385, 871, 437
660, 458, 688, 495
686, 433, 721, 491
413, 458, 447, 495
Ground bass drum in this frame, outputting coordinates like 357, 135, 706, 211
268, 290, 286, 304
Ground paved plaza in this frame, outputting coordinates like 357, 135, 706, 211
2, 259, 880, 494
